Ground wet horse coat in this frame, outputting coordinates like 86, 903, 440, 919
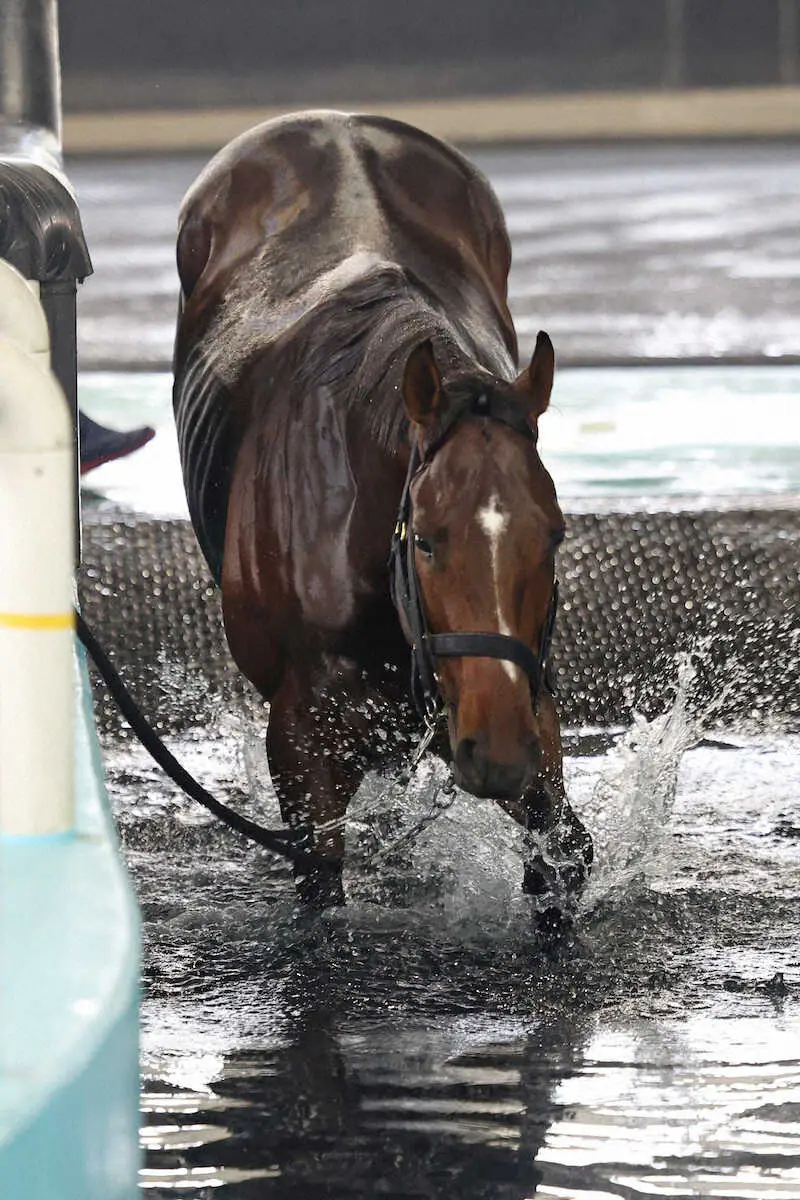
174, 111, 591, 905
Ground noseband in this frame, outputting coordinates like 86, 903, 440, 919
389, 389, 559, 723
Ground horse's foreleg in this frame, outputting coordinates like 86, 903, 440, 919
519, 693, 593, 907
266, 671, 364, 907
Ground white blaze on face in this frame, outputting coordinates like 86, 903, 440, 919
476, 493, 517, 681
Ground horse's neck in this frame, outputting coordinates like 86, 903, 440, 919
249, 284, 472, 451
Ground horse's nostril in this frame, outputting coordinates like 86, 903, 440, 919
454, 736, 483, 779
457, 737, 475, 760
454, 735, 530, 800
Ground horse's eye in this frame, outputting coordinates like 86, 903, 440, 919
414, 533, 434, 558
549, 529, 566, 552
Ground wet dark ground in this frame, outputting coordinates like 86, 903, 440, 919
102, 696, 800, 1199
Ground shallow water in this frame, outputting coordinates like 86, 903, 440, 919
78, 365, 800, 523
100, 675, 800, 1199
69, 143, 800, 370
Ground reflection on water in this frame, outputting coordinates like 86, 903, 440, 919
543, 1018, 800, 1198
102, 678, 800, 1198
135, 992, 800, 1197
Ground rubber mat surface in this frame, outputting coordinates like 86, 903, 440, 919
79, 509, 800, 734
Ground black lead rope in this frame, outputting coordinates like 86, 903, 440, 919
75, 611, 327, 873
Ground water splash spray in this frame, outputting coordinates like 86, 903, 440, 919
232, 653, 711, 928
579, 653, 702, 911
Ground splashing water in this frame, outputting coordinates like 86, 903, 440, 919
346, 759, 530, 932
212, 654, 711, 937
576, 655, 702, 913
118, 654, 800, 1199
326, 656, 701, 933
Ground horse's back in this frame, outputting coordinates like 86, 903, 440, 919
176, 111, 514, 358
174, 111, 516, 581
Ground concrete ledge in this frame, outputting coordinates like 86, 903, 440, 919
0, 645, 140, 1200
64, 85, 800, 154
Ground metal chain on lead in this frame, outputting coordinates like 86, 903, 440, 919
314, 711, 457, 857
364, 771, 457, 865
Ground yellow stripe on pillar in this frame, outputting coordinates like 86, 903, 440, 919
0, 611, 74, 630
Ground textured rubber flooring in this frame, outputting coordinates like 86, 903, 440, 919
79, 509, 800, 734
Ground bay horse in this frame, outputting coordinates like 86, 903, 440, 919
173, 111, 592, 911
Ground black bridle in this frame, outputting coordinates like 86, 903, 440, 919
389, 389, 559, 724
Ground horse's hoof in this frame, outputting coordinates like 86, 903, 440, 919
523, 808, 593, 908
294, 861, 345, 908
522, 855, 588, 901
533, 904, 573, 950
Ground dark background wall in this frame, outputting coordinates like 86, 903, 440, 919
60, 0, 800, 112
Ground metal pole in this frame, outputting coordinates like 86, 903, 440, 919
778, 0, 798, 84
0, 0, 60, 161
664, 0, 686, 90
0, 0, 92, 561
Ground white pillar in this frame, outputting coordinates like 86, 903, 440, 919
0, 259, 48, 360
0, 258, 74, 837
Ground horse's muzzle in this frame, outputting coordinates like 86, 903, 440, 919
453, 734, 533, 800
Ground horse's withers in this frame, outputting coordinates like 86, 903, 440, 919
173, 111, 592, 911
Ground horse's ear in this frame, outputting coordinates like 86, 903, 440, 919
514, 330, 555, 419
403, 339, 442, 428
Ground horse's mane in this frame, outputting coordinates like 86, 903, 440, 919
244, 265, 512, 455
175, 263, 518, 581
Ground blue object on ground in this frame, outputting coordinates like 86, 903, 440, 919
0, 642, 141, 1199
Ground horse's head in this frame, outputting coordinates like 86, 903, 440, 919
397, 331, 564, 804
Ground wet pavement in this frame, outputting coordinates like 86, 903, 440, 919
112, 699, 800, 1199
69, 140, 800, 371
71, 137, 800, 1197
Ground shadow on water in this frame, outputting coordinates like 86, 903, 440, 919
141, 940, 595, 1198
138, 883, 599, 1198
104, 662, 800, 1198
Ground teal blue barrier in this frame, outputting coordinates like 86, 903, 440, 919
0, 643, 140, 1199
